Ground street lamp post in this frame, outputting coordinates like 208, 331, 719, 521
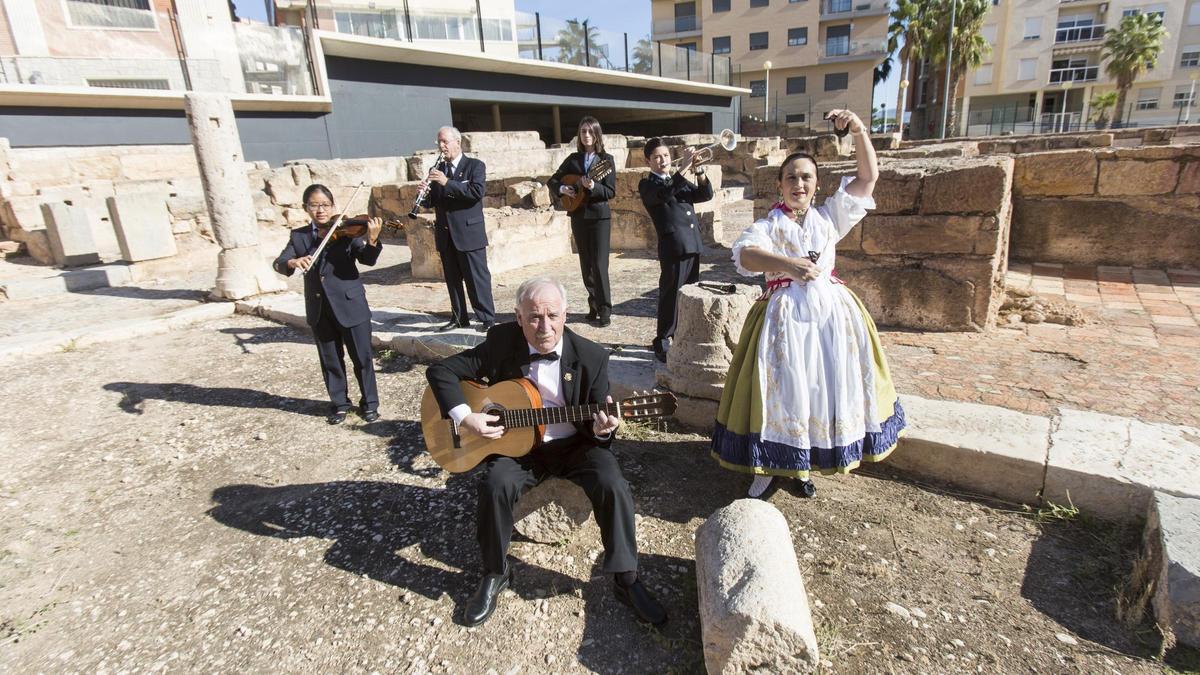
939, 0, 957, 139
1187, 72, 1199, 125
898, 78, 909, 139
764, 60, 773, 124
1059, 80, 1071, 132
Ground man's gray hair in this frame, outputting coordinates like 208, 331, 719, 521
438, 125, 462, 142
515, 277, 568, 310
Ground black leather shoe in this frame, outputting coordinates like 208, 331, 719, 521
795, 478, 817, 498
326, 411, 347, 425
475, 321, 495, 333
463, 566, 512, 627
586, 310, 598, 322
361, 410, 380, 423
596, 315, 611, 327
614, 579, 667, 625
437, 319, 466, 332
652, 343, 668, 363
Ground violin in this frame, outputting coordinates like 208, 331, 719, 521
315, 213, 404, 241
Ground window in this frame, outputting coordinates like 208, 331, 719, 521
981, 24, 997, 44
1174, 86, 1196, 108
789, 0, 807, 3
712, 0, 730, 11
1024, 17, 1041, 39
786, 75, 806, 94
786, 113, 807, 123
788, 27, 808, 46
975, 63, 993, 85
750, 0, 769, 6
1123, 6, 1165, 22
336, 10, 402, 40
824, 72, 848, 90
749, 79, 766, 97
749, 31, 769, 50
1018, 58, 1037, 80
1136, 87, 1160, 110
825, 24, 851, 57
1181, 47, 1200, 68
87, 78, 170, 90
65, 0, 155, 29
712, 36, 731, 53
1190, 2, 1200, 25
674, 2, 697, 32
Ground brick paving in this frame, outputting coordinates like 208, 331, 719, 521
880, 263, 1200, 428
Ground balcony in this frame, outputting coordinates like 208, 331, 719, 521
1048, 65, 1099, 83
819, 0, 889, 20
818, 38, 887, 63
651, 16, 702, 40
1054, 24, 1105, 44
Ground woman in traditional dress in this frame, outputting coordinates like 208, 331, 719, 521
711, 109, 906, 499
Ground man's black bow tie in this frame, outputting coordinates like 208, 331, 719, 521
528, 352, 559, 363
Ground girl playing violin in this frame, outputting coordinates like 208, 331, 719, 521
273, 183, 384, 425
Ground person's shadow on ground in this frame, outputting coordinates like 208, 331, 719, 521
103, 381, 328, 417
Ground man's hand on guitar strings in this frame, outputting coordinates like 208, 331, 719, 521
592, 395, 620, 437
460, 412, 504, 439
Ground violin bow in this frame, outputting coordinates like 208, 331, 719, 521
305, 181, 368, 275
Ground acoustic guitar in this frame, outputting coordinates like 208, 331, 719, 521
557, 157, 614, 214
420, 379, 677, 473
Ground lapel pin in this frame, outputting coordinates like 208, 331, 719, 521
563, 373, 573, 382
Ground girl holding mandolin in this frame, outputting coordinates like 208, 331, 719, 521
548, 116, 617, 327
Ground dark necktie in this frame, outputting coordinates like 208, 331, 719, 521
528, 352, 559, 363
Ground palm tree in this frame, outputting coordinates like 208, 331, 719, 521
555, 19, 602, 67
1089, 91, 1119, 129
925, 0, 990, 137
886, 0, 929, 138
1102, 13, 1167, 128
632, 36, 654, 75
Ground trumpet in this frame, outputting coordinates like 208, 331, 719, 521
668, 128, 737, 169
408, 152, 449, 219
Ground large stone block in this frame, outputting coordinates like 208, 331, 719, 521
919, 158, 1013, 215
407, 208, 572, 280
1097, 158, 1180, 196
107, 192, 177, 262
41, 202, 100, 266
265, 171, 304, 207
657, 283, 759, 400
861, 215, 1000, 256
512, 477, 593, 543
505, 180, 551, 208
1177, 161, 1200, 195
1013, 150, 1098, 196
118, 150, 199, 181
837, 256, 995, 331
695, 499, 819, 674
304, 158, 408, 204
1011, 196, 1200, 268
870, 164, 924, 214
1043, 409, 1200, 523
610, 208, 657, 250
1144, 492, 1200, 649
460, 131, 544, 152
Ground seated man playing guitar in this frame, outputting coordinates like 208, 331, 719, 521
426, 276, 667, 628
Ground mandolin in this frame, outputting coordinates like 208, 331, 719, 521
557, 158, 614, 214
420, 379, 676, 473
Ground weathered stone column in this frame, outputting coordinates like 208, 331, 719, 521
185, 93, 286, 300
656, 283, 759, 429
696, 499, 820, 673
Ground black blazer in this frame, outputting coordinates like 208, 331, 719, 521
421, 155, 488, 252
273, 224, 383, 328
426, 323, 613, 449
547, 151, 616, 221
638, 171, 714, 259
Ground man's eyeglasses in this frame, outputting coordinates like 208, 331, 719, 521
305, 203, 333, 212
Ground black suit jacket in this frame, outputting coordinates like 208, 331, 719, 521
638, 172, 714, 259
426, 323, 613, 450
421, 155, 488, 252
273, 225, 383, 328
547, 151, 616, 221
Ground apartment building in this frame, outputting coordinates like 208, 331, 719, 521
651, 0, 888, 131
923, 0, 1200, 137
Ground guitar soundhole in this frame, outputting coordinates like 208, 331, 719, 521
482, 403, 506, 428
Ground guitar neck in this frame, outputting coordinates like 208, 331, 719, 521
502, 402, 619, 429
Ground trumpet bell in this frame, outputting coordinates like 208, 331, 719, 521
717, 128, 737, 152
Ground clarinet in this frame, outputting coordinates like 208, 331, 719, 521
408, 153, 447, 219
